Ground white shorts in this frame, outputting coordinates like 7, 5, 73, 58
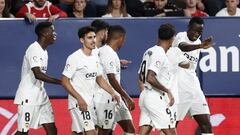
70, 106, 96, 133
139, 90, 177, 130
94, 91, 132, 129
177, 90, 210, 121
17, 101, 54, 132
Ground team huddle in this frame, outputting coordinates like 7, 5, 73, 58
14, 17, 214, 135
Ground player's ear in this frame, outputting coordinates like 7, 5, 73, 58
80, 37, 84, 44
41, 32, 48, 38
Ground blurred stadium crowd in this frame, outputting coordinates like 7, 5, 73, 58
1, 0, 240, 20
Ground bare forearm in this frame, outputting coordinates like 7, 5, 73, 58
178, 62, 190, 69
148, 77, 168, 93
108, 76, 130, 98
35, 72, 61, 84
147, 70, 169, 93
62, 76, 82, 100
179, 43, 203, 52
96, 76, 115, 95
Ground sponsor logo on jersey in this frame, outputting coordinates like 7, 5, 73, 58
183, 53, 198, 63
85, 72, 97, 78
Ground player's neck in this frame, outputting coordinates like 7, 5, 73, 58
157, 41, 169, 53
37, 40, 48, 50
95, 38, 102, 48
81, 47, 92, 56
107, 41, 118, 52
109, 44, 118, 52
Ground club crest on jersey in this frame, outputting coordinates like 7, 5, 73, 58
84, 121, 89, 127
104, 120, 109, 125
25, 122, 29, 128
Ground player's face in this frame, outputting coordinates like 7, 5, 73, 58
187, 23, 203, 41
0, 0, 5, 14
74, 0, 86, 12
117, 35, 125, 50
154, 0, 167, 10
226, 0, 238, 10
46, 25, 57, 44
112, 0, 122, 9
81, 32, 96, 50
34, 0, 46, 7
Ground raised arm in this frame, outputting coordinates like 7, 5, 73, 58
179, 36, 213, 52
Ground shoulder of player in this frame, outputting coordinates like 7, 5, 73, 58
175, 31, 187, 37
148, 46, 165, 58
99, 45, 114, 56
66, 49, 81, 60
26, 42, 42, 53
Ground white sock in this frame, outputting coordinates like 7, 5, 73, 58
123, 132, 134, 135
202, 133, 214, 135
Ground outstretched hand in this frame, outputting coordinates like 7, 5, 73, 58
77, 97, 88, 112
123, 96, 135, 111
112, 93, 120, 104
120, 59, 132, 69
202, 36, 214, 49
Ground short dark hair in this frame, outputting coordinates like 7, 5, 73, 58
91, 19, 109, 32
107, 25, 126, 40
78, 26, 96, 38
35, 22, 53, 36
189, 16, 204, 26
158, 23, 176, 40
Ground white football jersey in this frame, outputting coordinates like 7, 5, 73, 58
172, 32, 203, 98
14, 41, 49, 105
166, 47, 190, 103
138, 45, 174, 95
62, 49, 102, 109
172, 31, 201, 72
92, 47, 100, 57
99, 45, 121, 83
